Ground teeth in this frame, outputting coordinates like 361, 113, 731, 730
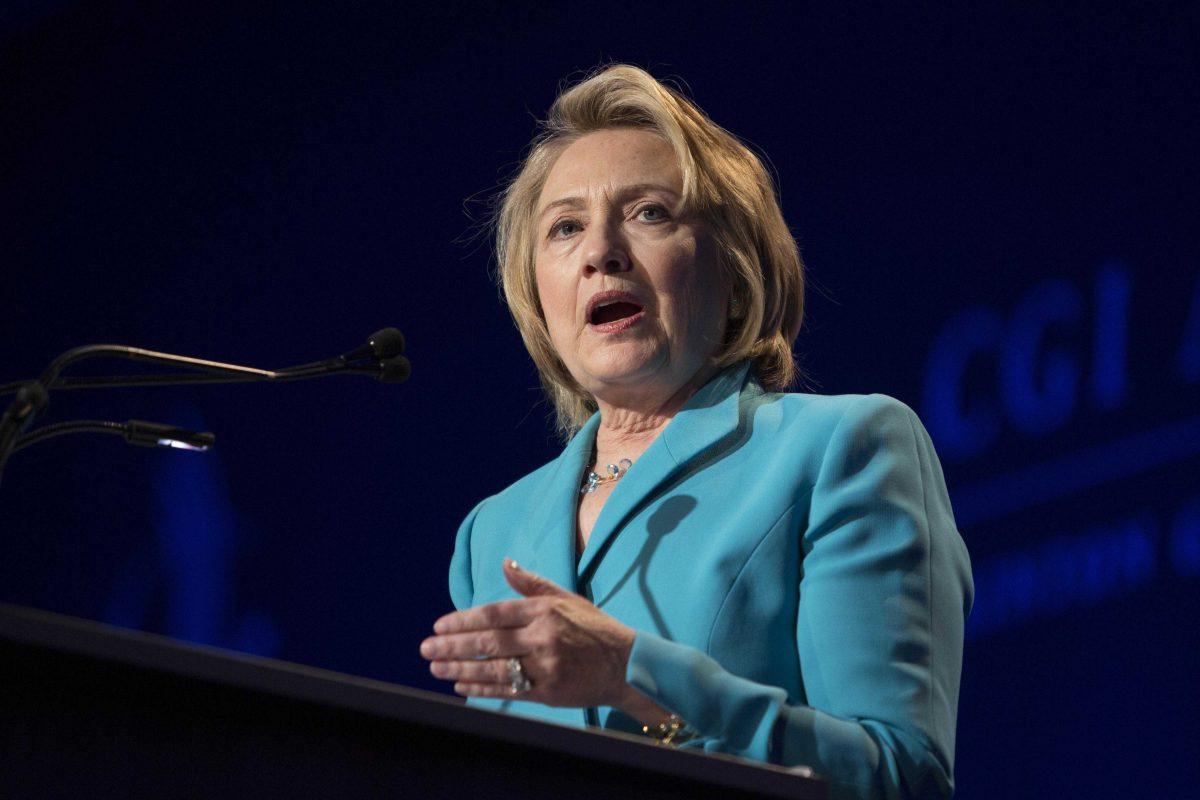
595, 297, 636, 308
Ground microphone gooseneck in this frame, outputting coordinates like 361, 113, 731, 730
0, 327, 408, 487
11, 419, 214, 454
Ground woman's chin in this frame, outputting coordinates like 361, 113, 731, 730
573, 350, 676, 398
581, 365, 649, 389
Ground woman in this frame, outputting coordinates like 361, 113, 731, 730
419, 65, 973, 800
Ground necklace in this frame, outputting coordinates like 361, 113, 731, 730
581, 457, 634, 495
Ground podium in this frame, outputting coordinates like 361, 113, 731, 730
1, 603, 826, 798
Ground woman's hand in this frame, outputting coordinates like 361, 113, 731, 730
420, 558, 639, 709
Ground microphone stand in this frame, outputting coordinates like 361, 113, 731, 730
1, 362, 392, 393
0, 332, 410, 487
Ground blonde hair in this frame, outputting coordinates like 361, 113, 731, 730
495, 64, 805, 437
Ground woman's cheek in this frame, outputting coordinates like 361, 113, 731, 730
535, 263, 574, 336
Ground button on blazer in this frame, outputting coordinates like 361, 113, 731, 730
449, 362, 974, 800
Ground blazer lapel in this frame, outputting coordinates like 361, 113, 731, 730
575, 362, 753, 582
522, 412, 601, 595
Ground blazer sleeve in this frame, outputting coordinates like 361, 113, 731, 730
624, 394, 974, 800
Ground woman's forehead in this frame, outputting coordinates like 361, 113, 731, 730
537, 129, 682, 209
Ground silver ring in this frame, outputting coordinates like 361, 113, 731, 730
505, 656, 533, 695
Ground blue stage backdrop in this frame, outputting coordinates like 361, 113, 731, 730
1, 4, 1197, 798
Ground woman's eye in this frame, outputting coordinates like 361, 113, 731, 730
550, 219, 581, 238
636, 204, 668, 222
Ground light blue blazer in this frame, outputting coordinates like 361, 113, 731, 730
449, 362, 973, 799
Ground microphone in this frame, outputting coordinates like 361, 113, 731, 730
345, 327, 406, 362
0, 328, 411, 394
0, 328, 409, 486
277, 327, 407, 377
378, 355, 412, 384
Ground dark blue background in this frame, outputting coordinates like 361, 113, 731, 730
2, 4, 1197, 797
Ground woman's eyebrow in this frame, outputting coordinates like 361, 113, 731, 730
537, 183, 681, 221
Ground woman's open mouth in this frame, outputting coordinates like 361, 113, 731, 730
587, 292, 645, 333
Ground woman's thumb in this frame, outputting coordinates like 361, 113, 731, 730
503, 557, 569, 597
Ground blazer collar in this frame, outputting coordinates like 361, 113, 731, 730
523, 362, 754, 593
576, 361, 753, 582
523, 411, 601, 594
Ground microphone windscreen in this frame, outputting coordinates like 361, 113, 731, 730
368, 328, 405, 359
378, 355, 411, 383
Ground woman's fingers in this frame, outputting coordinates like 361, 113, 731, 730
452, 681, 531, 699
420, 626, 524, 661
433, 597, 539, 634
422, 557, 636, 708
429, 657, 512, 684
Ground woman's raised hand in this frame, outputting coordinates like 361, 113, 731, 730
420, 558, 639, 709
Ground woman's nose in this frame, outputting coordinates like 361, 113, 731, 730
582, 222, 630, 276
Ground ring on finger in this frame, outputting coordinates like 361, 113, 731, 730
505, 656, 533, 694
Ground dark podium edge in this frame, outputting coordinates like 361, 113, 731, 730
1, 603, 825, 798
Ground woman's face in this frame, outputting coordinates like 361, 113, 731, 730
533, 128, 728, 408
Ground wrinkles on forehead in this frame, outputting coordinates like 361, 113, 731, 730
534, 129, 685, 219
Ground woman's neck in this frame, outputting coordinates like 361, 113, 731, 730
591, 363, 719, 466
